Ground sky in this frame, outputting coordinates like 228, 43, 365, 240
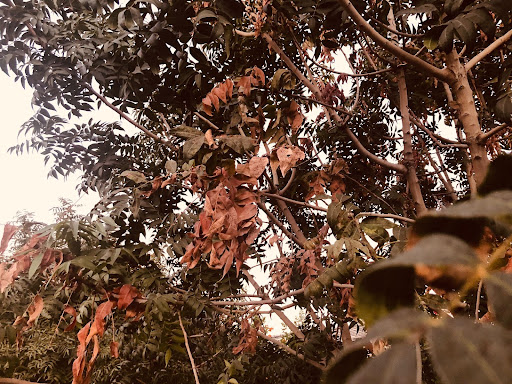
0, 73, 109, 227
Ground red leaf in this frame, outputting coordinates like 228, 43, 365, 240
86, 300, 114, 343
0, 224, 17, 255
64, 305, 78, 332
110, 341, 120, 358
27, 294, 43, 327
117, 284, 140, 310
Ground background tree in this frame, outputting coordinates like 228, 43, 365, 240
0, 0, 512, 383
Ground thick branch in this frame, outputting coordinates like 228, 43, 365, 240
0, 380, 47, 384
337, 0, 454, 83
211, 288, 304, 306
477, 123, 510, 143
256, 331, 325, 370
397, 67, 427, 215
466, 29, 512, 71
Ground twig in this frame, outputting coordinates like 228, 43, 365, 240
178, 312, 200, 384
257, 201, 302, 246
475, 280, 483, 322
466, 29, 512, 71
243, 271, 306, 340
260, 192, 328, 212
306, 54, 397, 77
279, 168, 296, 195
410, 113, 468, 148
194, 112, 222, 131
0, 380, 47, 384
83, 83, 176, 149
256, 331, 325, 370
370, 16, 425, 38
211, 288, 305, 306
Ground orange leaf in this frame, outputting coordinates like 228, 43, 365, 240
238, 76, 252, 96
209, 93, 220, 112
27, 294, 43, 327
237, 156, 269, 179
110, 341, 120, 358
276, 145, 305, 175
212, 86, 227, 103
86, 300, 114, 343
225, 79, 233, 98
117, 284, 140, 310
0, 224, 17, 255
252, 66, 265, 86
64, 305, 78, 332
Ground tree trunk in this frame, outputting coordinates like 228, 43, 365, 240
446, 49, 489, 187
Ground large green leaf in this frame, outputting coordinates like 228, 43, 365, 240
360, 217, 395, 245
183, 135, 205, 159
485, 271, 512, 329
355, 234, 480, 325
428, 317, 512, 384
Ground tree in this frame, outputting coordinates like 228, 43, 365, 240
0, 0, 512, 383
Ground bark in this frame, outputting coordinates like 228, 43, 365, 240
446, 49, 489, 186
398, 67, 427, 215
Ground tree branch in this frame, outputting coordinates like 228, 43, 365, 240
243, 271, 306, 340
210, 288, 304, 306
256, 331, 325, 370
257, 201, 303, 246
477, 123, 510, 143
83, 83, 176, 149
178, 312, 200, 384
0, 380, 47, 384
409, 113, 468, 148
260, 192, 328, 212
465, 29, 512, 71
337, 0, 454, 83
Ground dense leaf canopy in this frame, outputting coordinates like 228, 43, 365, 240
1, 0, 512, 383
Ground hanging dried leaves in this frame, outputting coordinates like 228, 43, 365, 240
181, 164, 263, 276
286, 100, 304, 133
27, 294, 44, 327
233, 318, 259, 355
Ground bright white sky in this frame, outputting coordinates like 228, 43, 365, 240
0, 73, 110, 227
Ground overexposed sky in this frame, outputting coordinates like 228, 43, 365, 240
0, 73, 107, 227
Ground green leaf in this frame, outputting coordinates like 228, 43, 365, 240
70, 256, 97, 271
360, 217, 395, 245
365, 308, 431, 341
183, 135, 205, 159
120, 170, 147, 184
221, 135, 254, 154
305, 259, 352, 298
171, 125, 204, 140
485, 272, 512, 329
323, 347, 368, 384
355, 234, 480, 325
346, 343, 417, 384
428, 317, 512, 384
165, 348, 172, 366
28, 252, 43, 279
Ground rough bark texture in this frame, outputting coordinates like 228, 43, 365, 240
446, 49, 489, 186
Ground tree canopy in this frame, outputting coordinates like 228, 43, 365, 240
1, 0, 512, 383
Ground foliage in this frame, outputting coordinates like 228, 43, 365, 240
0, 0, 512, 383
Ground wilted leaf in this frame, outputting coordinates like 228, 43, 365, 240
428, 317, 512, 384
237, 156, 268, 178
117, 284, 140, 310
110, 341, 119, 358
27, 294, 44, 326
165, 159, 177, 174
64, 305, 77, 332
183, 134, 205, 159
276, 145, 305, 175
